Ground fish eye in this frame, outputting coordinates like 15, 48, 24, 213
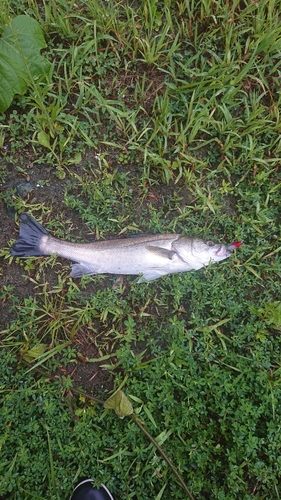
206, 240, 215, 247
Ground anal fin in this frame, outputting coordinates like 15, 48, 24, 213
70, 263, 98, 278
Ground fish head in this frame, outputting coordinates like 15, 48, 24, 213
174, 237, 243, 269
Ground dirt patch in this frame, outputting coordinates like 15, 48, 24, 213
0, 152, 112, 394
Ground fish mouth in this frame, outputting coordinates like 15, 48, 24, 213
215, 245, 222, 255
215, 241, 243, 257
215, 246, 232, 258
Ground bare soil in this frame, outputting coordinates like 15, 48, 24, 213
1, 152, 116, 396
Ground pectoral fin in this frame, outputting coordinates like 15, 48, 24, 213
146, 246, 175, 260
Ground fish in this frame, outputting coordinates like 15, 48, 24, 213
10, 213, 243, 282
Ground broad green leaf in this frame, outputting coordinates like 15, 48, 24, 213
37, 130, 51, 149
0, 15, 51, 112
104, 390, 133, 419
22, 343, 47, 362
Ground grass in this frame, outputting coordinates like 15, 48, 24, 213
0, 0, 281, 499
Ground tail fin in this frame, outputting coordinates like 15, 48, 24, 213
10, 213, 50, 257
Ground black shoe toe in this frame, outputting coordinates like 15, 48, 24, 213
70, 479, 114, 500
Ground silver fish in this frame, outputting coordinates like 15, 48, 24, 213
10, 213, 243, 282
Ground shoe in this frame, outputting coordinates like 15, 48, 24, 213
70, 478, 115, 500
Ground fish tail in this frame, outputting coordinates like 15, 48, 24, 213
10, 213, 50, 257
